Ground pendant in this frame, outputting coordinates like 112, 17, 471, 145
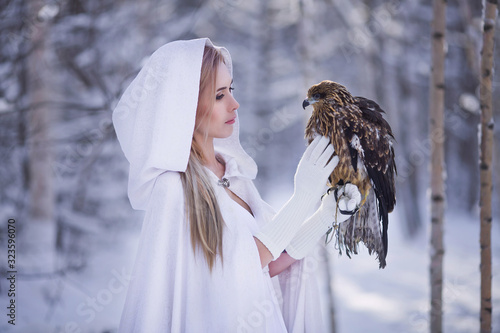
218, 177, 230, 188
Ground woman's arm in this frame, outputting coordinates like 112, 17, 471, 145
268, 251, 297, 277
254, 238, 297, 277
254, 237, 274, 268
258, 184, 361, 277
254, 137, 337, 260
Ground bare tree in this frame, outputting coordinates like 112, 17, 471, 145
478, 1, 497, 332
298, 0, 316, 90
297, 2, 336, 331
26, 0, 56, 272
429, 0, 446, 332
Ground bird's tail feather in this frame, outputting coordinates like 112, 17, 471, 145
335, 189, 387, 268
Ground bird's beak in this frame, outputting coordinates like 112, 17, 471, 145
302, 97, 318, 109
302, 99, 310, 109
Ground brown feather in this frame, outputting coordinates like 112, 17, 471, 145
304, 80, 397, 268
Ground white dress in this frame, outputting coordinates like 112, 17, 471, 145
112, 38, 328, 332
119, 154, 289, 332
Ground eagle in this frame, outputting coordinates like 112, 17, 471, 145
303, 80, 396, 268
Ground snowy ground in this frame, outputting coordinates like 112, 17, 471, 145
266, 187, 500, 333
0, 200, 498, 333
331, 207, 500, 333
0, 215, 142, 333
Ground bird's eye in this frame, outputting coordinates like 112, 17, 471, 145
313, 93, 321, 100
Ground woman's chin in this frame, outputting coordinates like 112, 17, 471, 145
216, 128, 234, 139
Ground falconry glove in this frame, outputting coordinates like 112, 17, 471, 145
254, 136, 338, 259
286, 183, 362, 260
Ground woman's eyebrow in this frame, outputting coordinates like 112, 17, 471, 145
216, 80, 233, 92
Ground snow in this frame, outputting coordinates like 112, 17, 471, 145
0, 98, 9, 113
459, 93, 480, 115
328, 206, 500, 333
1, 0, 498, 332
1, 191, 497, 333
0, 220, 141, 333
38, 4, 60, 22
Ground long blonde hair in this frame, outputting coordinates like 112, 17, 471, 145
180, 45, 226, 271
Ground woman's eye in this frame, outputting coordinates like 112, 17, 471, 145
217, 86, 234, 100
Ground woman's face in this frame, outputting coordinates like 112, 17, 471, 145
195, 63, 239, 140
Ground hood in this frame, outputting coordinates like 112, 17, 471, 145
113, 38, 257, 210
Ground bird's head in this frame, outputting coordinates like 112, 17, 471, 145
302, 80, 355, 110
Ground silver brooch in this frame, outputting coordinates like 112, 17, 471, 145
218, 177, 230, 188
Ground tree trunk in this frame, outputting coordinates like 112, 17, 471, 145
429, 0, 446, 332
478, 1, 497, 332
298, 3, 336, 330
26, 0, 56, 273
298, 0, 316, 90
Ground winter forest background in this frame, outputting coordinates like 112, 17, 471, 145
0, 0, 499, 332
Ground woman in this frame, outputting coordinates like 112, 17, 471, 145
113, 38, 360, 332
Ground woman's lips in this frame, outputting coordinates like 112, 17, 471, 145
225, 118, 236, 124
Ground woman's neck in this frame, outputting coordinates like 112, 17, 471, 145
194, 135, 225, 179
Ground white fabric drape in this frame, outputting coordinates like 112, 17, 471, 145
113, 38, 327, 332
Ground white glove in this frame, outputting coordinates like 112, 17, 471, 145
285, 183, 362, 260
254, 136, 338, 259
334, 184, 362, 213
293, 136, 338, 200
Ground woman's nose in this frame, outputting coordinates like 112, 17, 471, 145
230, 94, 240, 111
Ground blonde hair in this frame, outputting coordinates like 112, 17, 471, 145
180, 45, 226, 271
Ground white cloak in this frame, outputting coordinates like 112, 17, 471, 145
113, 38, 328, 332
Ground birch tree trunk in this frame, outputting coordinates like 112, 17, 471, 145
429, 0, 446, 332
478, 1, 497, 332
298, 0, 316, 90
26, 0, 56, 272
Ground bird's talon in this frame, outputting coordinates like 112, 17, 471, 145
333, 185, 345, 202
322, 186, 335, 201
338, 206, 359, 216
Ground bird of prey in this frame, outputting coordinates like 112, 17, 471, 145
303, 80, 396, 268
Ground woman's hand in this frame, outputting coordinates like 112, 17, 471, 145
285, 183, 362, 260
293, 136, 338, 202
254, 136, 337, 268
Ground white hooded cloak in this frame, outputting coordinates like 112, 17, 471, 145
112, 38, 328, 332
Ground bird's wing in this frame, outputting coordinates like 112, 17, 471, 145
354, 97, 393, 135
338, 98, 396, 264
353, 97, 396, 213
